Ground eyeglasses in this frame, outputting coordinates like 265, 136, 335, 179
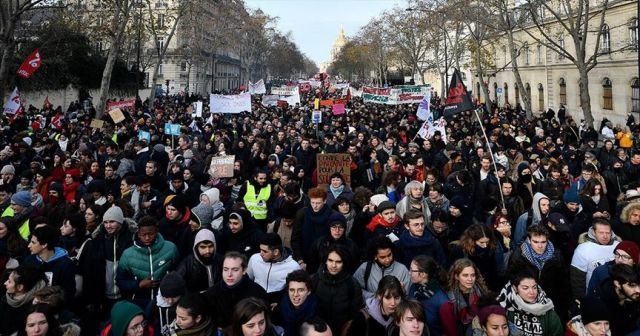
615, 252, 633, 261
129, 320, 147, 332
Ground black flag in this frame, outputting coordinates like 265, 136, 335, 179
442, 68, 474, 117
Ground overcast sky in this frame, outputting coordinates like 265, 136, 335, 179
244, 0, 404, 66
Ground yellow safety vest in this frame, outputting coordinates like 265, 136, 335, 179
2, 206, 30, 240
244, 182, 270, 220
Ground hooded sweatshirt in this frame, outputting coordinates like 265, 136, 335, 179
23, 246, 76, 302
176, 228, 221, 293
514, 192, 549, 246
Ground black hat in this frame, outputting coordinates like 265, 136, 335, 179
545, 213, 570, 233
160, 273, 185, 298
377, 201, 396, 214
581, 296, 611, 325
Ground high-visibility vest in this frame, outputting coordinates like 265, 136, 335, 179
2, 206, 30, 240
244, 182, 270, 220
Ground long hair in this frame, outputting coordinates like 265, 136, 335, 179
375, 275, 405, 300
446, 258, 488, 292
17, 303, 62, 336
227, 297, 272, 336
459, 224, 496, 255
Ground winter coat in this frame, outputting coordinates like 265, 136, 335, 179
291, 205, 335, 262
219, 209, 264, 260
594, 279, 640, 335
247, 247, 301, 294
116, 233, 179, 304
23, 247, 76, 303
202, 275, 267, 329
409, 283, 448, 336
312, 266, 364, 334
326, 185, 354, 208
395, 230, 446, 268
175, 229, 222, 293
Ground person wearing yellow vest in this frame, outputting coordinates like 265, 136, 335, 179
2, 191, 35, 240
238, 170, 274, 232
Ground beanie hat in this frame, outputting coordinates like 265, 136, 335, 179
328, 212, 347, 228
1, 165, 15, 175
581, 296, 612, 325
370, 194, 390, 207
164, 194, 187, 214
67, 169, 80, 179
103, 206, 125, 224
564, 187, 580, 204
615, 240, 640, 264
111, 301, 144, 336
159, 273, 186, 298
49, 182, 63, 195
377, 201, 396, 214
153, 144, 165, 152
191, 203, 213, 227
517, 162, 530, 176
11, 191, 31, 207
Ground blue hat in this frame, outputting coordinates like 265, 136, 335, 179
564, 187, 580, 204
11, 191, 31, 207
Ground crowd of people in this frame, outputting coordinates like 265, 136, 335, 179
0, 88, 639, 336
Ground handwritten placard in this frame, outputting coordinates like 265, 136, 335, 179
208, 155, 235, 178
316, 153, 351, 187
90, 119, 104, 129
108, 108, 125, 123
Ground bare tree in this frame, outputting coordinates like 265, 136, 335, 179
386, 7, 433, 84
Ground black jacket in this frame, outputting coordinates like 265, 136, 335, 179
202, 275, 267, 329
312, 266, 364, 334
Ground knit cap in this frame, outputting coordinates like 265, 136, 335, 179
581, 296, 612, 325
517, 162, 530, 176
377, 201, 396, 214
449, 195, 468, 210
1, 165, 15, 175
614, 240, 640, 264
477, 305, 507, 326
191, 204, 213, 227
160, 273, 186, 298
370, 194, 389, 207
110, 300, 144, 336
164, 194, 187, 214
328, 212, 347, 228
11, 191, 31, 207
103, 206, 125, 224
563, 187, 580, 204
49, 182, 63, 195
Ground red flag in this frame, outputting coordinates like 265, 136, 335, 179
16, 49, 42, 79
51, 113, 63, 130
43, 96, 52, 109
345, 88, 351, 101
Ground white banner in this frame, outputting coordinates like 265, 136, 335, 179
281, 92, 300, 105
416, 90, 431, 120
3, 87, 21, 115
271, 86, 299, 96
334, 83, 349, 89
349, 86, 362, 97
309, 79, 322, 88
192, 101, 203, 118
209, 92, 251, 113
261, 95, 279, 107
249, 79, 266, 95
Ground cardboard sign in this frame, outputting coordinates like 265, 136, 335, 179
108, 108, 125, 123
192, 101, 203, 117
90, 119, 105, 129
208, 155, 235, 178
316, 153, 351, 187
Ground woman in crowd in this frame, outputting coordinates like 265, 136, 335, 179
497, 269, 563, 336
59, 213, 87, 258
84, 204, 104, 237
0, 216, 28, 268
332, 196, 356, 236
408, 255, 448, 336
171, 293, 214, 336
0, 265, 48, 336
492, 214, 514, 278
579, 179, 611, 220
347, 275, 405, 336
18, 304, 64, 336
440, 258, 489, 336
450, 224, 502, 290
227, 297, 281, 336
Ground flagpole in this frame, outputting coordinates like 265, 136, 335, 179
473, 107, 506, 212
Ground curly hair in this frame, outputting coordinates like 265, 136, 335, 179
446, 258, 488, 292
621, 202, 640, 224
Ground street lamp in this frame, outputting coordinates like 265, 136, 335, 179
406, 7, 449, 98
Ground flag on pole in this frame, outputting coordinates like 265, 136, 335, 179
416, 89, 431, 120
3, 87, 22, 115
442, 68, 474, 117
16, 49, 42, 79
43, 96, 52, 110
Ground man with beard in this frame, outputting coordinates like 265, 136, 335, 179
514, 192, 550, 246
238, 169, 275, 232
496, 180, 524, 225
176, 228, 222, 293
551, 188, 590, 240
592, 263, 640, 335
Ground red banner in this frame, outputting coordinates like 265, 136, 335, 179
298, 83, 311, 93
16, 49, 42, 79
106, 98, 136, 111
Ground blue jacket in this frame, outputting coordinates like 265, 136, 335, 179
23, 247, 76, 303
409, 284, 448, 336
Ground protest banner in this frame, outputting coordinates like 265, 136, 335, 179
108, 108, 125, 123
164, 123, 181, 136
249, 79, 266, 94
208, 155, 235, 178
209, 92, 251, 113
106, 98, 135, 111
89, 119, 105, 129
16, 49, 42, 79
271, 86, 299, 96
138, 130, 151, 142
332, 103, 345, 115
261, 95, 279, 107
362, 85, 431, 105
312, 110, 322, 124
192, 101, 203, 117
3, 87, 21, 115
316, 153, 351, 187
416, 89, 432, 120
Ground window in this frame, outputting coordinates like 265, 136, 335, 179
524, 43, 530, 65
630, 18, 638, 50
157, 14, 165, 28
476, 82, 481, 101
502, 46, 507, 65
632, 78, 639, 113
494, 82, 498, 103
559, 78, 567, 105
504, 83, 509, 104
525, 83, 531, 106
601, 24, 611, 53
603, 78, 613, 110
158, 62, 163, 74
537, 45, 543, 64
558, 35, 565, 59
515, 84, 520, 104
538, 84, 544, 112
94, 42, 103, 52
156, 37, 164, 51
180, 62, 187, 71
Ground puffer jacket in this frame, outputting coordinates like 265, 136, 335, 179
116, 233, 179, 302
175, 229, 222, 293
312, 266, 364, 334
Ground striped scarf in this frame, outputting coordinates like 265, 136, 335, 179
521, 238, 555, 270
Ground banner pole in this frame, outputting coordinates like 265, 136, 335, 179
473, 108, 506, 212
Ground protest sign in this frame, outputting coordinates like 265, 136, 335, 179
316, 153, 351, 187
249, 79, 266, 94
138, 130, 151, 141
312, 110, 322, 124
89, 119, 104, 129
108, 108, 125, 123
164, 123, 181, 136
208, 155, 235, 178
209, 92, 251, 113
192, 101, 203, 117
332, 103, 345, 115
271, 86, 299, 96
3, 87, 21, 115
362, 85, 431, 105
106, 98, 135, 111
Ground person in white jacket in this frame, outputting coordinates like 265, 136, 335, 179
247, 232, 301, 304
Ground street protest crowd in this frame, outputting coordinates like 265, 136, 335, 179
1, 83, 640, 336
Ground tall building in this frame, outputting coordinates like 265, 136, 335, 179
321, 27, 347, 73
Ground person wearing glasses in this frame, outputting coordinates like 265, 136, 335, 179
103, 300, 152, 336
491, 214, 514, 279
396, 210, 446, 268
587, 240, 640, 295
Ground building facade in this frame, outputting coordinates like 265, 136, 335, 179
471, 0, 639, 126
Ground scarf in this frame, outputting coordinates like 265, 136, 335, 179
6, 279, 47, 307
497, 281, 554, 316
366, 213, 401, 232
520, 239, 555, 270
174, 316, 214, 336
447, 283, 485, 327
279, 294, 317, 336
411, 279, 442, 301
330, 184, 345, 199
343, 209, 356, 235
